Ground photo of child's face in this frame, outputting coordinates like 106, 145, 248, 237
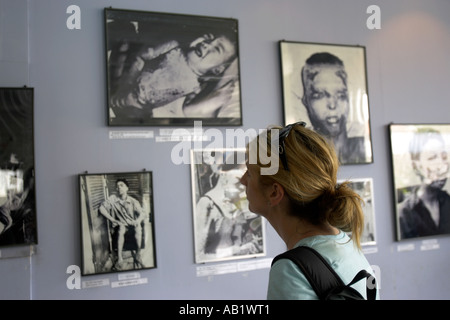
186, 35, 236, 76
303, 66, 349, 137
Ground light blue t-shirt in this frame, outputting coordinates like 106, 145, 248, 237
267, 231, 378, 300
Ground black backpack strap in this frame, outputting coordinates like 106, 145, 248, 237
271, 246, 377, 300
272, 246, 344, 300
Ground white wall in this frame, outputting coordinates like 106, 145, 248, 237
1, 0, 450, 300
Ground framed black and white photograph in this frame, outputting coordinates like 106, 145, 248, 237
339, 178, 376, 246
389, 124, 450, 241
79, 171, 156, 275
0, 87, 37, 247
279, 41, 373, 165
190, 148, 266, 264
105, 8, 242, 127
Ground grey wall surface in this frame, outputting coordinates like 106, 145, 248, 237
1, 0, 450, 300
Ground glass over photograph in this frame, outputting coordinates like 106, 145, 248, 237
389, 124, 450, 241
0, 87, 37, 247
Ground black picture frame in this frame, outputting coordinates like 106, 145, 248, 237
105, 8, 242, 127
79, 171, 156, 275
279, 40, 373, 165
190, 148, 266, 263
389, 123, 450, 241
0, 87, 37, 247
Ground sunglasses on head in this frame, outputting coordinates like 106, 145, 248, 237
278, 121, 306, 171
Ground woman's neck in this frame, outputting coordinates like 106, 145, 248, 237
267, 207, 338, 250
286, 223, 339, 249
262, 191, 340, 249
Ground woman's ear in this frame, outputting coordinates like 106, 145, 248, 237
267, 182, 285, 207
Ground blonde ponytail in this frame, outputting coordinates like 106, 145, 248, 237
324, 182, 365, 249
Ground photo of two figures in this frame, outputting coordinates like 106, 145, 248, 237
191, 149, 266, 264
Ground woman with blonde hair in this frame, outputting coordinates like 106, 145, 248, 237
240, 121, 377, 299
